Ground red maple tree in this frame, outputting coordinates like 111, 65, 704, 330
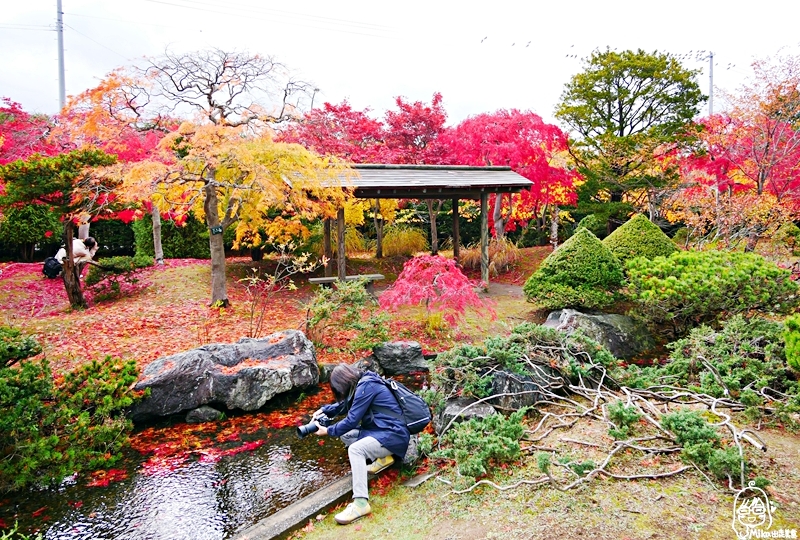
378, 254, 494, 326
435, 109, 580, 238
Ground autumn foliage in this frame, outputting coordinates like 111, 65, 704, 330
379, 255, 495, 326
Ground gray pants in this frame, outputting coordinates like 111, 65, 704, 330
340, 430, 392, 500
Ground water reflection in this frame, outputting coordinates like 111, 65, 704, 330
2, 391, 350, 540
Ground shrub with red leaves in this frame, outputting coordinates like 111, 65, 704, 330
379, 255, 495, 325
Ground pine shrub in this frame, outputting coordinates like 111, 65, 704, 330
785, 313, 800, 372
523, 227, 624, 310
625, 250, 799, 334
430, 408, 527, 486
430, 322, 616, 402
0, 336, 144, 492
662, 409, 744, 482
0, 326, 42, 368
84, 255, 154, 302
602, 214, 677, 266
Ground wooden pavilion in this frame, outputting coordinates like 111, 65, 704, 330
323, 164, 532, 285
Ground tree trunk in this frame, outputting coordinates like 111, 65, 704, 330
745, 232, 759, 253
152, 207, 164, 265
427, 199, 439, 255
480, 193, 489, 287
374, 199, 384, 259
61, 221, 88, 309
549, 205, 560, 249
323, 218, 333, 277
493, 193, 506, 240
204, 175, 229, 307
452, 198, 460, 264
337, 207, 346, 280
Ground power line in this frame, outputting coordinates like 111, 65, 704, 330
136, 0, 401, 38
0, 23, 53, 31
167, 0, 396, 31
65, 11, 179, 30
63, 24, 130, 62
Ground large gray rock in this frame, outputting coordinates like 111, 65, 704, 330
433, 397, 497, 435
371, 341, 428, 375
490, 368, 565, 411
186, 405, 224, 424
131, 330, 318, 421
543, 309, 655, 360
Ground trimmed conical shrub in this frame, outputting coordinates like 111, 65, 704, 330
602, 214, 677, 266
523, 228, 624, 310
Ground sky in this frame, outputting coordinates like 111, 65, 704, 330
1, 0, 799, 128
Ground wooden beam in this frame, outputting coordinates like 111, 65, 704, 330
337, 207, 346, 281
323, 218, 333, 277
353, 187, 525, 200
480, 193, 489, 286
452, 198, 460, 264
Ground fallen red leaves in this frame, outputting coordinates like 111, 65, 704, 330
86, 469, 128, 488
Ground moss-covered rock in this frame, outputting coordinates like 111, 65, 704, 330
602, 214, 677, 266
523, 228, 624, 310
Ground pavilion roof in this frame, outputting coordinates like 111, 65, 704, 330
341, 164, 532, 199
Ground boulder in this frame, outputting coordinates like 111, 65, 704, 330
489, 368, 564, 411
371, 341, 428, 375
434, 397, 497, 435
186, 405, 224, 424
131, 330, 318, 421
543, 309, 655, 360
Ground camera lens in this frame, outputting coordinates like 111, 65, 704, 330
296, 421, 319, 438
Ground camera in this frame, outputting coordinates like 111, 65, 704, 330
296, 413, 332, 438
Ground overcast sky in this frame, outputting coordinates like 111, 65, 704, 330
2, 0, 799, 127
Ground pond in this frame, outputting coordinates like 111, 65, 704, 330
1, 387, 351, 539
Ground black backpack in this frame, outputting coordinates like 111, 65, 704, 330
42, 257, 63, 279
373, 377, 432, 434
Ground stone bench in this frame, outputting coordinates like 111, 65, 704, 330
308, 274, 385, 295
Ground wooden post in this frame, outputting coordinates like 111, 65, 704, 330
337, 207, 346, 281
323, 218, 333, 277
452, 198, 460, 264
480, 193, 489, 286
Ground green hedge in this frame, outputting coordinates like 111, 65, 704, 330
523, 227, 624, 310
132, 212, 211, 259
89, 218, 135, 256
0, 204, 61, 261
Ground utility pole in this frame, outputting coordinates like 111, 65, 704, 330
56, 0, 66, 111
708, 51, 714, 116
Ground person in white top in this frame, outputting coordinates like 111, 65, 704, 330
55, 237, 98, 276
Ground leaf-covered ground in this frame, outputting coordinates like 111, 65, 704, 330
3, 248, 800, 539
0, 250, 543, 374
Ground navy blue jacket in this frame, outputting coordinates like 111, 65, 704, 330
323, 371, 410, 458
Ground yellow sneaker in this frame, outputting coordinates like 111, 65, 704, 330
366, 455, 394, 474
334, 501, 372, 525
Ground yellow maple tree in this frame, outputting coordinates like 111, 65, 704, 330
116, 122, 353, 306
